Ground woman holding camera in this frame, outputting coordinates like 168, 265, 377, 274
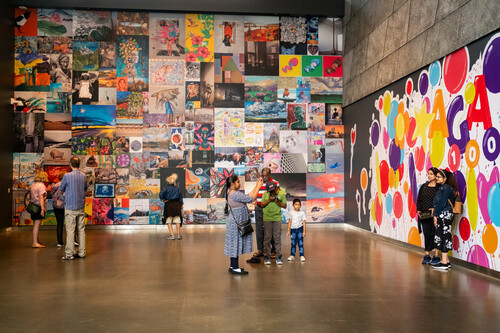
224, 175, 263, 275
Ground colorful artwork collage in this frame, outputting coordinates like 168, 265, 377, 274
348, 31, 500, 271
12, 9, 344, 226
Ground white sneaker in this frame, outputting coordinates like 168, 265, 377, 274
177, 235, 182, 240
300, 256, 306, 262
287, 256, 295, 261
167, 235, 176, 240
264, 258, 271, 265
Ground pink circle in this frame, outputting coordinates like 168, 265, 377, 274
392, 218, 396, 229
467, 245, 490, 268
443, 48, 468, 94
393, 191, 403, 219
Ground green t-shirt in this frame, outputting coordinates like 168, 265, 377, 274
262, 190, 287, 221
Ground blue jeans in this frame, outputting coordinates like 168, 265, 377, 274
290, 226, 304, 256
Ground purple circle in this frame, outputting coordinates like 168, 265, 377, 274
419, 72, 429, 95
482, 127, 500, 161
455, 170, 467, 202
467, 245, 490, 268
370, 121, 380, 147
483, 35, 500, 93
388, 139, 401, 171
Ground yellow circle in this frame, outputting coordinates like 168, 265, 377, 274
383, 92, 391, 116
464, 82, 476, 105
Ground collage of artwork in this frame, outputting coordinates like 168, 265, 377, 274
12, 8, 344, 226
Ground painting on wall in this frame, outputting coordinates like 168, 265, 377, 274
346, 31, 500, 272
11, 9, 344, 228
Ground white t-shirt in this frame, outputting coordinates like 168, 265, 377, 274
289, 210, 306, 229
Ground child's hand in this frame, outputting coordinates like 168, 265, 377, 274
303, 230, 306, 237
287, 231, 290, 237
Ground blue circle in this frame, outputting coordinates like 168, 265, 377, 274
385, 194, 393, 214
429, 61, 441, 87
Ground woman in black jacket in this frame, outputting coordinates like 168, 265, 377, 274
432, 169, 458, 270
416, 167, 440, 265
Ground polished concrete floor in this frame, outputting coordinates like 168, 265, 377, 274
1, 225, 500, 332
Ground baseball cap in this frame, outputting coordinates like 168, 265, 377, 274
266, 181, 276, 192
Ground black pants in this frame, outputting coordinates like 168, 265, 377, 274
54, 207, 65, 245
420, 218, 435, 252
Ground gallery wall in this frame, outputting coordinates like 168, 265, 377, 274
12, 8, 345, 226
345, 29, 500, 272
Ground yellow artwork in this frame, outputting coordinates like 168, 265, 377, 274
185, 14, 214, 62
279, 55, 302, 77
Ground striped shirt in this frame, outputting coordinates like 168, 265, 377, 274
59, 170, 87, 210
256, 177, 280, 206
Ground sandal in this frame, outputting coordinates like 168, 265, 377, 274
246, 257, 261, 263
32, 244, 46, 248
61, 255, 75, 260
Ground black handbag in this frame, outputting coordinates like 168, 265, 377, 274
419, 210, 432, 219
26, 202, 41, 215
237, 219, 253, 237
229, 206, 254, 237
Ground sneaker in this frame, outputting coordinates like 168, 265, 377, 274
276, 259, 283, 265
264, 258, 271, 265
167, 235, 176, 240
421, 255, 431, 264
57, 244, 64, 248
447, 262, 452, 269
176, 235, 182, 240
300, 256, 306, 262
432, 262, 450, 270
430, 256, 441, 265
228, 267, 249, 275
74, 253, 85, 259
287, 255, 295, 261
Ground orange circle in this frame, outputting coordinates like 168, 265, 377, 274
465, 140, 480, 169
403, 181, 409, 195
360, 169, 368, 190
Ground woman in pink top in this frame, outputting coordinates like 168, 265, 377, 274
28, 171, 48, 248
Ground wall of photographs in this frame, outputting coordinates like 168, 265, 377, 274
12, 9, 344, 225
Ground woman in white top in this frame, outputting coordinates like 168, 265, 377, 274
27, 171, 48, 248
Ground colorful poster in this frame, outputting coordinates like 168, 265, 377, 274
185, 14, 214, 62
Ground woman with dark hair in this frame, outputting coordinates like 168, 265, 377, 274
432, 169, 458, 270
224, 175, 263, 275
416, 167, 440, 265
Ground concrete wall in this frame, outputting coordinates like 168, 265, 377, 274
0, 4, 13, 230
343, 0, 500, 106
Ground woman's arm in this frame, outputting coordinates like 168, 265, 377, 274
248, 180, 264, 200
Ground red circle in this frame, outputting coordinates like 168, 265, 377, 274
406, 117, 417, 148
459, 217, 471, 241
378, 97, 383, 110
379, 160, 390, 194
406, 79, 413, 95
448, 144, 461, 172
393, 191, 403, 219
443, 48, 468, 94
452, 235, 460, 250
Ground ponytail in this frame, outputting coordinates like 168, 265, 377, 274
224, 175, 239, 215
